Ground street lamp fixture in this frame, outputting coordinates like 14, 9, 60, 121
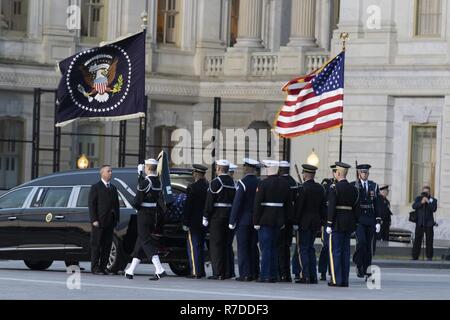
77, 154, 89, 169
307, 149, 319, 167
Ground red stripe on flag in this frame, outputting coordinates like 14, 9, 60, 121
280, 94, 344, 117
276, 106, 343, 128
279, 119, 343, 138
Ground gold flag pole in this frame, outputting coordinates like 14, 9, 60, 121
338, 32, 348, 162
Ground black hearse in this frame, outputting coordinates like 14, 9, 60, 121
0, 167, 201, 275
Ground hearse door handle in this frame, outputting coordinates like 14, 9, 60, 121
55, 215, 65, 220
8, 216, 17, 221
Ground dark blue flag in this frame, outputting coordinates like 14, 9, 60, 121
56, 31, 145, 127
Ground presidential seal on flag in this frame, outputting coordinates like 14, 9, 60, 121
56, 31, 145, 127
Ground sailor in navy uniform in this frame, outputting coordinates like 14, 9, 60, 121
254, 160, 292, 283
203, 159, 236, 280
292, 164, 326, 284
125, 158, 167, 281
183, 164, 209, 279
318, 164, 338, 281
327, 162, 359, 287
277, 161, 300, 282
229, 158, 260, 281
225, 163, 238, 279
352, 164, 382, 278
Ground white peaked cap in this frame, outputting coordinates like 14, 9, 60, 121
229, 163, 238, 171
262, 160, 279, 167
216, 159, 230, 166
144, 158, 159, 165
243, 158, 259, 166
279, 161, 290, 168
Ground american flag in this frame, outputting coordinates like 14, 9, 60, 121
274, 51, 345, 138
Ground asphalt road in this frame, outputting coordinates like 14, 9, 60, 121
0, 260, 449, 300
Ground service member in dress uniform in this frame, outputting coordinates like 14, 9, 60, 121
254, 160, 292, 283
277, 161, 300, 282
326, 162, 359, 287
125, 159, 167, 281
352, 164, 382, 278
318, 164, 338, 281
292, 164, 326, 284
182, 164, 209, 279
203, 159, 236, 280
229, 158, 260, 281
225, 162, 238, 279
378, 185, 392, 241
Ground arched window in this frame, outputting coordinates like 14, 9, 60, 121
76, 123, 104, 168
0, 118, 24, 189
0, 0, 28, 35
80, 0, 107, 42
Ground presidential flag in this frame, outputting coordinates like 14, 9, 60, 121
274, 51, 345, 138
55, 31, 146, 127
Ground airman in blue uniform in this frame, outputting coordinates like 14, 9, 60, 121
229, 158, 260, 281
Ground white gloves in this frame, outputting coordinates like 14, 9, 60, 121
293, 225, 299, 231
375, 223, 381, 233
202, 217, 209, 227
254, 225, 261, 230
326, 227, 332, 234
228, 224, 236, 230
182, 225, 189, 231
137, 164, 144, 174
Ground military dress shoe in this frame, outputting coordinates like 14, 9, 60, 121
208, 275, 225, 280
149, 271, 167, 281
295, 277, 310, 284
320, 273, 327, 281
327, 282, 338, 287
235, 276, 252, 282
279, 276, 292, 283
186, 274, 202, 279
256, 278, 274, 283
124, 272, 133, 280
357, 268, 365, 278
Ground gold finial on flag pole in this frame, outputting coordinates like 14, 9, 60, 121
340, 32, 349, 51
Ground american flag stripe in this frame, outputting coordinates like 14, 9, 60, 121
274, 51, 345, 138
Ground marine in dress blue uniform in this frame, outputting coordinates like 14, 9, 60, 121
253, 160, 292, 283
352, 164, 382, 278
229, 158, 260, 281
278, 161, 300, 282
327, 162, 359, 287
318, 164, 338, 281
183, 164, 209, 279
292, 164, 326, 284
203, 160, 236, 280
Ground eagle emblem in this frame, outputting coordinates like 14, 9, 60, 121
77, 54, 123, 103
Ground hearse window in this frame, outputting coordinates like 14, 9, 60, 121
0, 187, 32, 209
76, 187, 127, 208
76, 187, 90, 208
34, 187, 72, 208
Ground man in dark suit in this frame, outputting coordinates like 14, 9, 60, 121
88, 165, 120, 275
293, 164, 326, 284
183, 164, 209, 279
412, 186, 438, 261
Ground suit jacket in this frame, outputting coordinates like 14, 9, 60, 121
294, 179, 326, 231
412, 196, 437, 227
253, 175, 292, 227
88, 181, 120, 228
183, 178, 209, 229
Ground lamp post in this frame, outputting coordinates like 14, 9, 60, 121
77, 154, 89, 169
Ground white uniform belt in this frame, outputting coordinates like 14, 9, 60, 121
360, 204, 374, 209
261, 202, 283, 207
336, 205, 352, 210
213, 203, 232, 208
141, 202, 157, 208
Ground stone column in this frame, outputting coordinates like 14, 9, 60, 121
288, 0, 316, 47
234, 0, 263, 48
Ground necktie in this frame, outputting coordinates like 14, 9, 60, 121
106, 183, 110, 189
365, 182, 368, 194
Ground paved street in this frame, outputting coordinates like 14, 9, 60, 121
0, 260, 449, 300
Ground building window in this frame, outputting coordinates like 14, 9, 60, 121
81, 0, 106, 41
409, 125, 437, 202
157, 0, 180, 45
0, 118, 24, 190
415, 0, 442, 37
0, 0, 28, 35
228, 0, 239, 47
76, 124, 103, 168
